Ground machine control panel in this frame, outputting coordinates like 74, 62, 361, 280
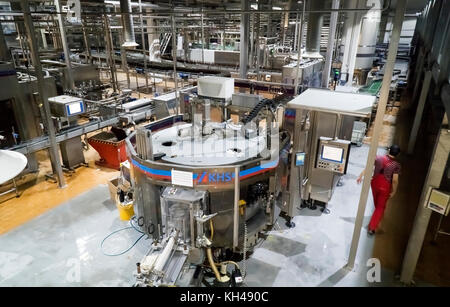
316, 137, 351, 174
48, 95, 85, 131
48, 95, 85, 118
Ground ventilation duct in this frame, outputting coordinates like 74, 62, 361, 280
304, 0, 328, 58
120, 0, 138, 48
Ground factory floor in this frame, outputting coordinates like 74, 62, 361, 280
0, 142, 432, 286
0, 78, 446, 286
243, 144, 432, 287
0, 145, 119, 235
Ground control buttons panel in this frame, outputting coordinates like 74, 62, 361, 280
317, 160, 344, 173
316, 137, 351, 174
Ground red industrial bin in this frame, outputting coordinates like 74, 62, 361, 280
88, 131, 127, 170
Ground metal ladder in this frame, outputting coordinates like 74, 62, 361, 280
160, 32, 172, 55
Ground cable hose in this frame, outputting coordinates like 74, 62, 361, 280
101, 218, 145, 256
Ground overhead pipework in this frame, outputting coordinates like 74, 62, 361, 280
120, 0, 138, 48
304, 0, 329, 58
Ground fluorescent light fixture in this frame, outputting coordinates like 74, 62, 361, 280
272, 6, 282, 10
251, 4, 258, 10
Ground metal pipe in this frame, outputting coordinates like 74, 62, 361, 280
104, 15, 117, 92
0, 3, 391, 17
239, 0, 249, 81
138, 0, 148, 92
233, 166, 240, 249
54, 0, 74, 89
206, 247, 222, 281
255, 5, 260, 82
117, 5, 131, 89
19, 0, 66, 188
201, 7, 205, 64
346, 0, 406, 270
120, 0, 138, 48
234, 77, 295, 88
293, 13, 299, 52
171, 13, 179, 115
294, 0, 305, 96
153, 234, 176, 272
81, 21, 92, 64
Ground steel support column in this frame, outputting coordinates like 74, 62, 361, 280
340, 0, 358, 84
171, 13, 178, 114
294, 0, 305, 96
138, 0, 149, 92
255, 6, 261, 82
233, 166, 240, 249
345, 1, 363, 86
20, 0, 66, 188
239, 0, 250, 81
201, 8, 205, 64
104, 15, 117, 92
81, 21, 92, 64
118, 6, 131, 89
346, 0, 406, 270
55, 0, 74, 89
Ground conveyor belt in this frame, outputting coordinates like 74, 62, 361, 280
6, 117, 119, 155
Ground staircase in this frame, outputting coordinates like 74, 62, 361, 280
159, 33, 172, 56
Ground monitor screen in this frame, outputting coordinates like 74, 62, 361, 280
67, 102, 82, 115
321, 145, 344, 163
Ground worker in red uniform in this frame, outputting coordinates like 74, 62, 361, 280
357, 145, 401, 235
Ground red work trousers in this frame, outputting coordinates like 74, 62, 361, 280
369, 173, 391, 231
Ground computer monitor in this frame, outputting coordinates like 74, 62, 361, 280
320, 145, 344, 163
316, 137, 351, 174
66, 101, 84, 116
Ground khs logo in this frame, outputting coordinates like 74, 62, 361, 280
196, 171, 234, 183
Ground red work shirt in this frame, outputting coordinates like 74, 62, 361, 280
373, 155, 401, 183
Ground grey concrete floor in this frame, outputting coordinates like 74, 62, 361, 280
243, 144, 391, 286
0, 185, 149, 286
244, 144, 432, 287
0, 145, 431, 286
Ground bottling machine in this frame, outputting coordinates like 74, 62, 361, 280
123, 79, 376, 287
125, 77, 292, 287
